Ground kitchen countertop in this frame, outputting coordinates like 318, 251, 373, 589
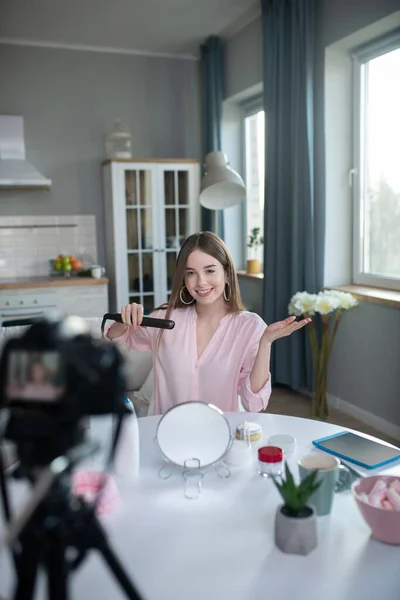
0, 276, 109, 290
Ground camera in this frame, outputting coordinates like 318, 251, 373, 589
0, 315, 142, 600
0, 314, 127, 467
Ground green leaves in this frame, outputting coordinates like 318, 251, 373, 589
273, 462, 321, 517
247, 227, 264, 249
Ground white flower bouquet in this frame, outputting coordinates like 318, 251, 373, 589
288, 289, 358, 419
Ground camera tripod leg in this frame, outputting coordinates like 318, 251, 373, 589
13, 534, 40, 600
44, 527, 69, 600
98, 540, 142, 600
12, 513, 68, 600
0, 447, 11, 523
79, 513, 142, 600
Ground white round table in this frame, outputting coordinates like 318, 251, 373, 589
1, 412, 400, 600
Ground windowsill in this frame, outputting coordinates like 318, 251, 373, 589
236, 273, 400, 308
325, 284, 400, 309
237, 270, 264, 280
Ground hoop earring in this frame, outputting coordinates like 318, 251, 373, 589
223, 282, 231, 302
180, 286, 194, 305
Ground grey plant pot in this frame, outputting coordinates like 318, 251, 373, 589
274, 504, 318, 555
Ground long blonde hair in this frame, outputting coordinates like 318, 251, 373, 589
155, 231, 245, 349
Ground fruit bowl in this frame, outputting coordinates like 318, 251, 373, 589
57, 270, 82, 278
50, 269, 83, 278
50, 255, 83, 277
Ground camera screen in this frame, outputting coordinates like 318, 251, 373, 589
5, 350, 65, 403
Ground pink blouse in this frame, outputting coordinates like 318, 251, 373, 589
106, 306, 271, 415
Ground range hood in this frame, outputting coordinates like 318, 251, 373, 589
0, 116, 51, 189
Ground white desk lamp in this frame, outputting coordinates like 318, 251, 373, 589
199, 152, 246, 231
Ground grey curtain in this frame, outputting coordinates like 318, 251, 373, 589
261, 0, 325, 390
200, 36, 224, 238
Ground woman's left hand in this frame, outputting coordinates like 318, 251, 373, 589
261, 315, 311, 344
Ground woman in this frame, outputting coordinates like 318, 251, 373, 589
21, 356, 60, 401
106, 232, 310, 415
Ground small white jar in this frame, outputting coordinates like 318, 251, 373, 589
267, 434, 296, 457
236, 421, 263, 444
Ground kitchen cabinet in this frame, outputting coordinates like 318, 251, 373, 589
102, 159, 200, 313
0, 279, 109, 325
56, 283, 108, 318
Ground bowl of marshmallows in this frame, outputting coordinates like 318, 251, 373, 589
352, 475, 400, 544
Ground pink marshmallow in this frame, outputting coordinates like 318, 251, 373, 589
370, 479, 387, 495
389, 479, 400, 493
386, 487, 400, 510
368, 488, 386, 508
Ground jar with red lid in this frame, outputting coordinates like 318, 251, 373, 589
257, 446, 283, 478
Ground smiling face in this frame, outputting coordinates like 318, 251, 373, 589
165, 232, 245, 320
184, 250, 227, 306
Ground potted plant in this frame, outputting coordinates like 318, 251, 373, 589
246, 227, 263, 274
273, 462, 321, 555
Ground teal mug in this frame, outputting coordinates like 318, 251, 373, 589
298, 453, 351, 516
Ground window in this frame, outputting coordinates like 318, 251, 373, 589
243, 107, 265, 260
353, 33, 400, 290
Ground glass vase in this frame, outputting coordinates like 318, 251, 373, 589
312, 370, 328, 420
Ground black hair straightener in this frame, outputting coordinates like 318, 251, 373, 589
101, 313, 175, 335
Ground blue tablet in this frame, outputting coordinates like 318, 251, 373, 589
312, 431, 400, 470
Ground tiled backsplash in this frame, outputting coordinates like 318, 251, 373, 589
0, 215, 98, 278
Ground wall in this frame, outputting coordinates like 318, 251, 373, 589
221, 100, 246, 269
328, 301, 400, 437
223, 0, 400, 436
223, 0, 400, 99
0, 44, 201, 265
322, 0, 400, 46
223, 18, 262, 100
237, 275, 263, 315
0, 215, 97, 278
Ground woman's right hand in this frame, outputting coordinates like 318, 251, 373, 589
121, 302, 144, 328
107, 302, 144, 339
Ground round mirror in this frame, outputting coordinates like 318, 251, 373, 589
156, 402, 232, 468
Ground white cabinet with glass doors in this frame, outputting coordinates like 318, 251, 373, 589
102, 159, 200, 314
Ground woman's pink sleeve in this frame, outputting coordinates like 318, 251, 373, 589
237, 320, 272, 412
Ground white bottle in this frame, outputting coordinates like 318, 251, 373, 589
113, 398, 140, 481
88, 414, 114, 469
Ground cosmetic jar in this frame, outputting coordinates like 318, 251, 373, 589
257, 446, 283, 478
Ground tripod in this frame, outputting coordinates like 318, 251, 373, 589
0, 423, 143, 600
0, 312, 154, 600
11, 473, 142, 600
